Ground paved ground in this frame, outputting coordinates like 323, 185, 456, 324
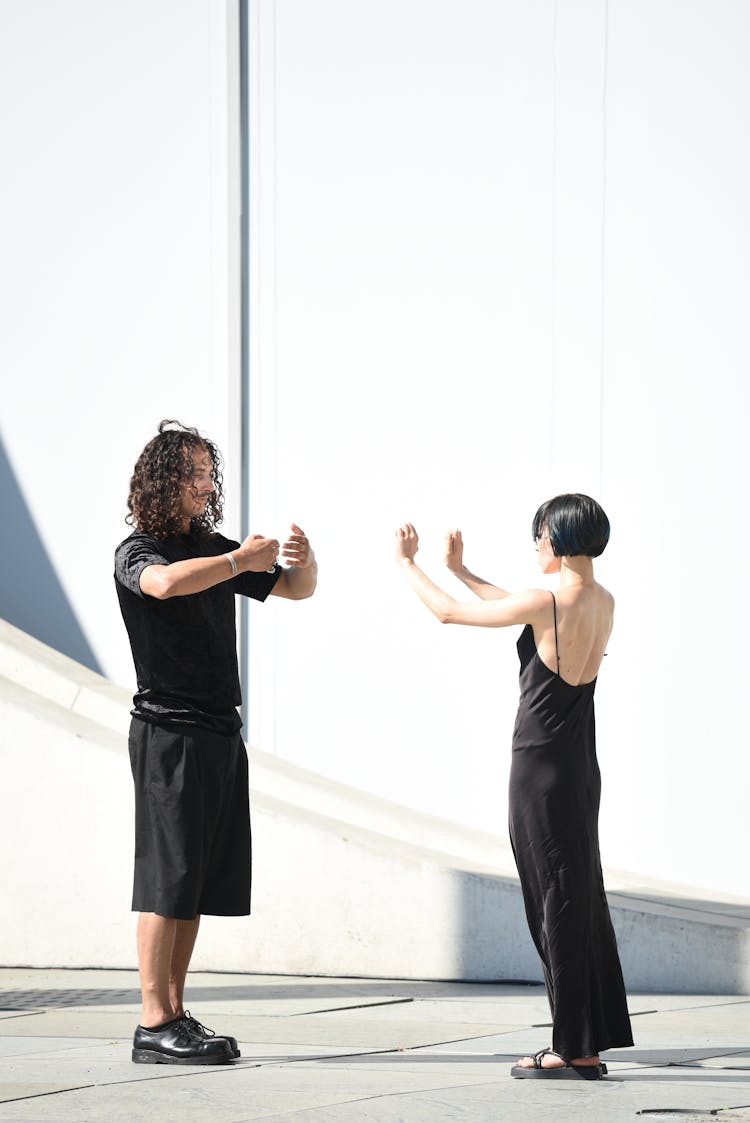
0, 968, 748, 1122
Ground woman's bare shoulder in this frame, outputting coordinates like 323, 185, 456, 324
594, 584, 615, 634
517, 586, 558, 608
507, 587, 559, 624
597, 583, 615, 611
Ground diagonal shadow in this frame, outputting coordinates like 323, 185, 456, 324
0, 434, 100, 672
0, 980, 542, 1011
315, 1048, 750, 1067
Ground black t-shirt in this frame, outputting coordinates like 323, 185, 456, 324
114, 529, 280, 734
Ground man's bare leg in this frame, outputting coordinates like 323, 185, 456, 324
164, 916, 239, 1056
169, 916, 201, 1017
137, 913, 178, 1027
133, 912, 232, 1064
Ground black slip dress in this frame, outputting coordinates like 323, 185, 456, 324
508, 593, 633, 1061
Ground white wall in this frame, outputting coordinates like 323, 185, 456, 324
245, 0, 750, 898
0, 0, 242, 686
597, 0, 750, 893
1, 1, 747, 904
246, 0, 559, 867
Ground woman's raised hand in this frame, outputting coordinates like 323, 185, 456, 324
395, 523, 419, 562
444, 529, 464, 573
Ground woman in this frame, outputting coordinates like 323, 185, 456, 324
395, 493, 633, 1080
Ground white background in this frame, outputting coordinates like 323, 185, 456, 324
0, 0, 243, 666
246, 0, 750, 897
2, 0, 748, 897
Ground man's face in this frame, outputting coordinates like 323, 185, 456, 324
179, 446, 214, 526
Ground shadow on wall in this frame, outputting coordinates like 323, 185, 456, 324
457, 859, 750, 993
0, 435, 101, 672
457, 868, 543, 984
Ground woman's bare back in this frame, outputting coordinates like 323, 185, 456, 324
533, 583, 614, 686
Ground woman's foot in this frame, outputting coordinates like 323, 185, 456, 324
511, 1047, 607, 1080
516, 1049, 600, 1069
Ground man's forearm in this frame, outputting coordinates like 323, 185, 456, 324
278, 558, 318, 599
140, 539, 278, 600
140, 554, 236, 599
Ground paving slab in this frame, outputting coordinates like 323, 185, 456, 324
687, 1050, 750, 1069
613, 1002, 750, 1047
318, 997, 549, 1026
0, 1038, 109, 1059
0, 1010, 155, 1038
0, 1062, 497, 1122
0, 970, 749, 1122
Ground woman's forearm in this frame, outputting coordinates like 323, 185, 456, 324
397, 558, 458, 622
450, 565, 512, 601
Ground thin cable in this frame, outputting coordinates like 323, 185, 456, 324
239, 0, 250, 728
599, 0, 610, 501
551, 0, 559, 459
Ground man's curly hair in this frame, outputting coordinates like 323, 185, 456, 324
126, 420, 225, 540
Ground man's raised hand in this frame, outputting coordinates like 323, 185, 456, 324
280, 523, 314, 569
237, 534, 280, 573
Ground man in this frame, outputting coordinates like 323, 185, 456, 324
115, 420, 317, 1065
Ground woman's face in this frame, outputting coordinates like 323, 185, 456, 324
535, 528, 561, 575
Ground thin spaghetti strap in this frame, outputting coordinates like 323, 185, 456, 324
551, 592, 560, 675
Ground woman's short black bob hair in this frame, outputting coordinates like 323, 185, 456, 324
532, 493, 610, 558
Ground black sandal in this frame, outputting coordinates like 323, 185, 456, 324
511, 1047, 608, 1080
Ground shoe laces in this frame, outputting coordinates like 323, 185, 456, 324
182, 1010, 215, 1038
174, 1018, 195, 1043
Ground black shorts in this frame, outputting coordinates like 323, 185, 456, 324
128, 718, 251, 919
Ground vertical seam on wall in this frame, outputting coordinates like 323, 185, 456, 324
272, 0, 279, 482
271, 0, 279, 744
551, 0, 559, 456
239, 0, 250, 728
599, 0, 610, 501
207, 1, 214, 439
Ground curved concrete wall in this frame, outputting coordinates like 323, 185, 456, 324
1, 620, 748, 993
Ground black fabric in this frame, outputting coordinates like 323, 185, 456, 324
508, 620, 633, 1061
114, 529, 280, 734
129, 718, 252, 918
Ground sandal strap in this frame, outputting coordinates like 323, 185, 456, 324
533, 1047, 561, 1068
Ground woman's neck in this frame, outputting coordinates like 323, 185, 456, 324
559, 555, 595, 587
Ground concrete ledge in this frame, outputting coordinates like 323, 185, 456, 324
0, 619, 131, 736
1, 617, 748, 991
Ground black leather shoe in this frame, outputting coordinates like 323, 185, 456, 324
183, 1010, 241, 1058
132, 1016, 234, 1065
